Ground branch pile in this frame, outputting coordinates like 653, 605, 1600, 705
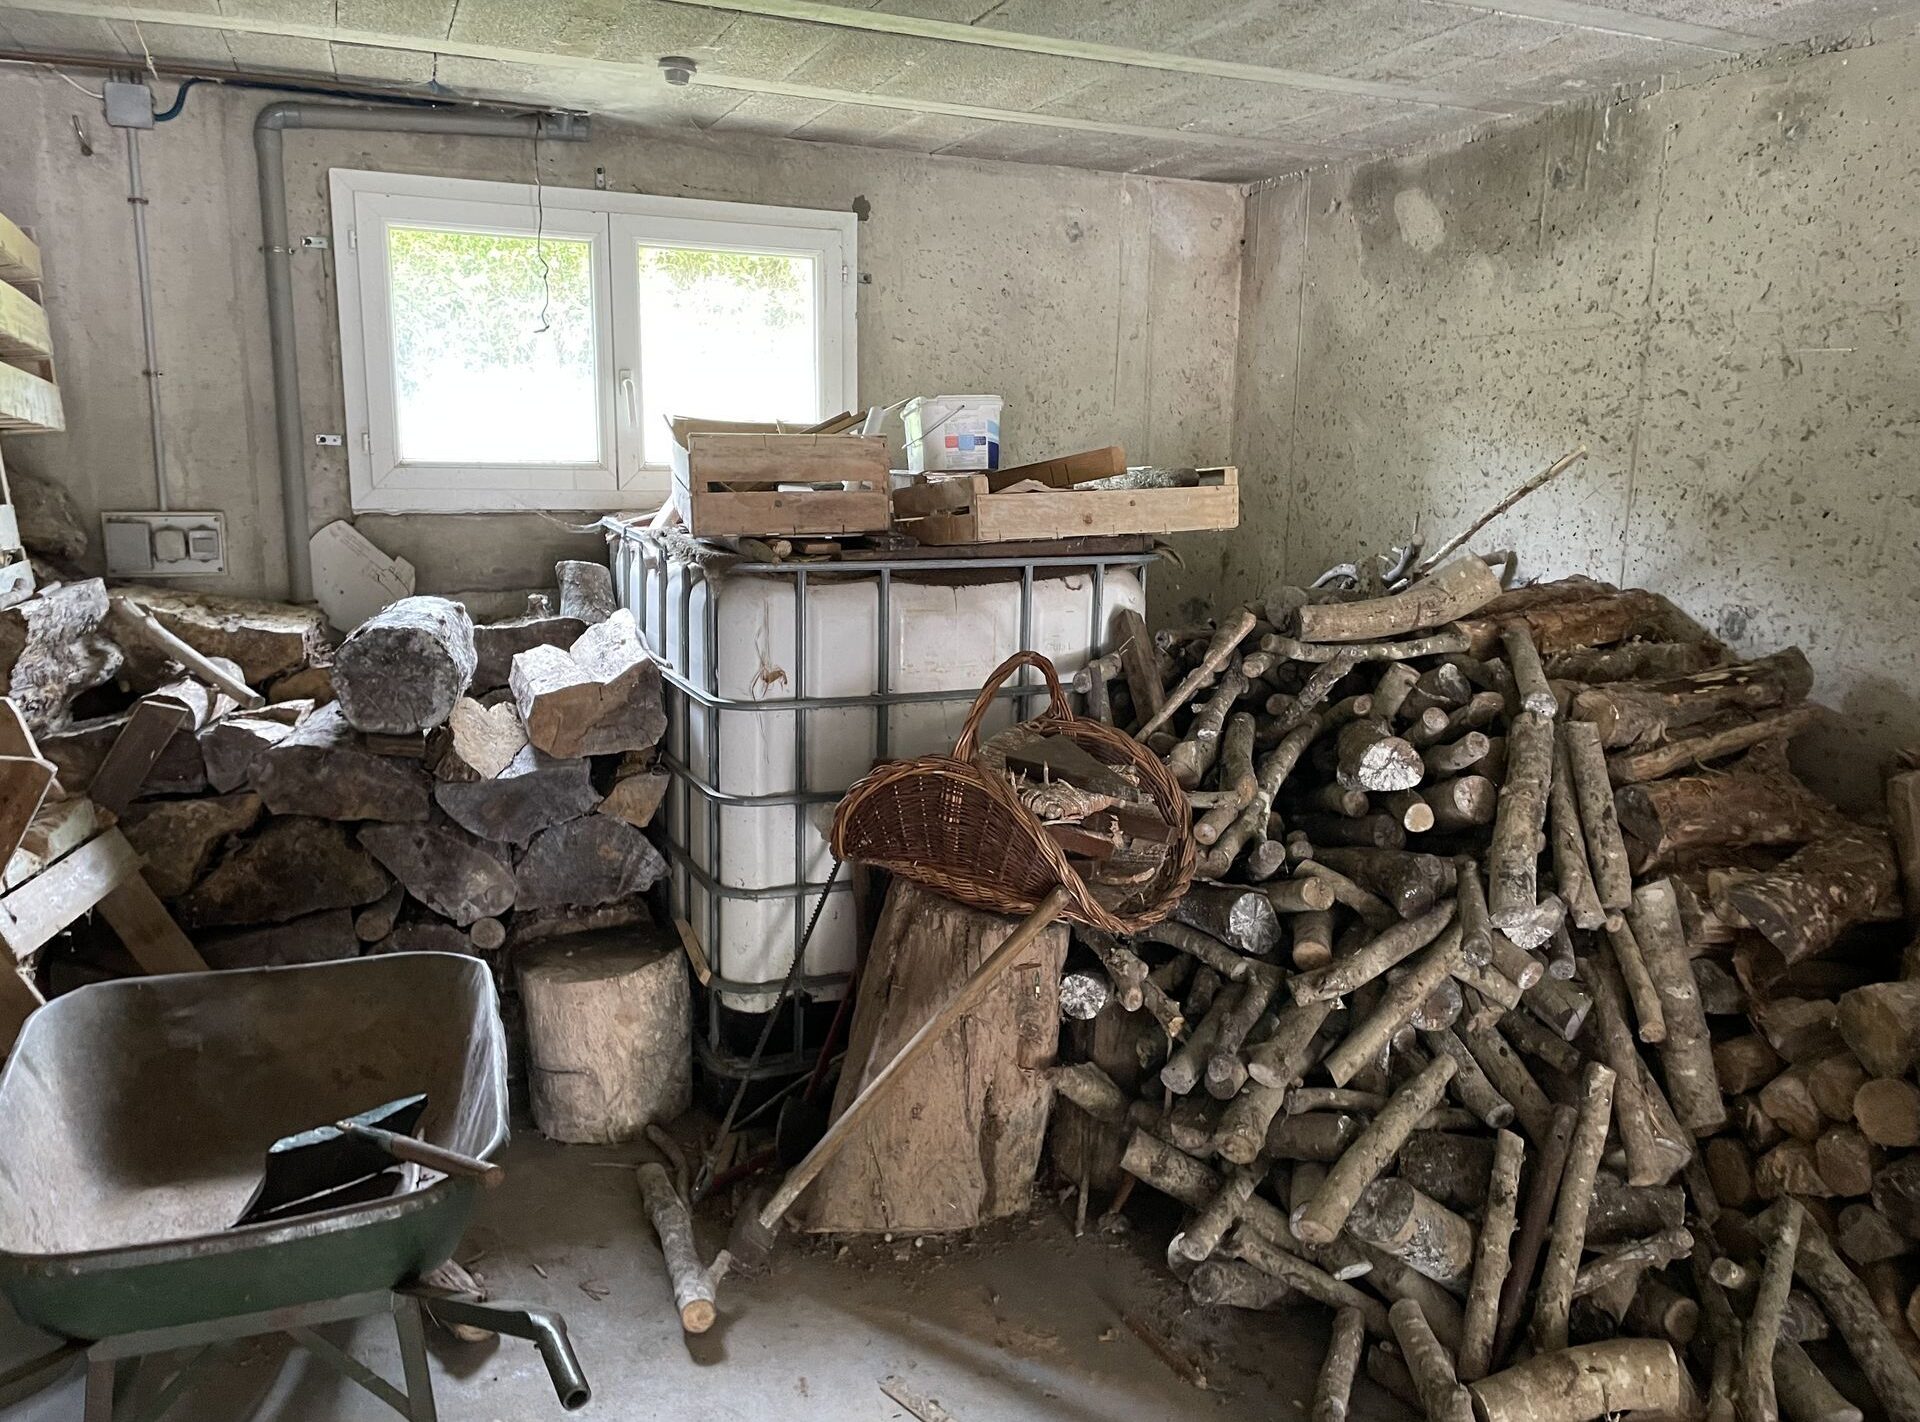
1060, 554, 1920, 1422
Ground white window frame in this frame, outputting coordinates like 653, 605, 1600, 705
330, 169, 858, 514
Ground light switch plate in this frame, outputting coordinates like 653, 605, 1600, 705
102, 511, 226, 577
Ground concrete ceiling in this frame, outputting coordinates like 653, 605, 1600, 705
0, 0, 1914, 181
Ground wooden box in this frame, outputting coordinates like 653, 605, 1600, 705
892, 465, 1239, 546
667, 417, 890, 538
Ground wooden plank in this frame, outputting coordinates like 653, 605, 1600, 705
986, 445, 1127, 492
0, 698, 38, 759
683, 431, 888, 487
7, 797, 105, 888
909, 466, 1239, 546
0, 827, 140, 961
98, 871, 207, 975
86, 700, 192, 815
0, 360, 63, 434
0, 212, 40, 285
0, 280, 52, 364
891, 474, 988, 519
681, 487, 892, 538
0, 754, 57, 867
0, 961, 44, 1055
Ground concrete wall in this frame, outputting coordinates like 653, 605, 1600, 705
1228, 32, 1920, 803
0, 71, 1242, 607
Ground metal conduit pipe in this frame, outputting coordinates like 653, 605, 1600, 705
254, 101, 590, 601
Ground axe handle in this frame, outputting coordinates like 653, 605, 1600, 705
343, 1123, 505, 1188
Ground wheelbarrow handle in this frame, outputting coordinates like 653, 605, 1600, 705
340, 1122, 504, 1188
407, 1294, 590, 1411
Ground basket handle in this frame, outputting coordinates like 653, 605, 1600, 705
953, 651, 1073, 762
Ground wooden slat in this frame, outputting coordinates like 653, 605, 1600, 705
0, 827, 140, 961
0, 212, 40, 285
0, 361, 63, 434
7, 797, 104, 889
907, 466, 1240, 546
986, 445, 1127, 492
0, 281, 52, 365
680, 487, 892, 538
0, 755, 57, 867
98, 873, 206, 975
86, 700, 192, 815
0, 961, 44, 1055
683, 431, 889, 488
890, 474, 987, 519
0, 699, 37, 760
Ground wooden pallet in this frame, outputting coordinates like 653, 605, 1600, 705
0, 209, 63, 436
894, 465, 1240, 545
0, 446, 35, 610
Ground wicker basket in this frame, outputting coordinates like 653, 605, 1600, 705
830, 651, 1194, 935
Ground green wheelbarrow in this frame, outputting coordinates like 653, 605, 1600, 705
0, 953, 589, 1418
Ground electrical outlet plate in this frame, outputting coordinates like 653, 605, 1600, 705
103, 511, 226, 577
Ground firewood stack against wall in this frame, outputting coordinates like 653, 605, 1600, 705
1061, 551, 1920, 1422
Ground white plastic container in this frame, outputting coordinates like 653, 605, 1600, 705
617, 541, 1145, 1016
901, 394, 1003, 473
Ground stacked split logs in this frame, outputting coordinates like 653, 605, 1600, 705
21, 562, 670, 1082
1061, 561, 1920, 1422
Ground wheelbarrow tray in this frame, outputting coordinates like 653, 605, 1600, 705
0, 953, 508, 1341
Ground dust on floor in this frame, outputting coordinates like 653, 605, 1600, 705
0, 1130, 1411, 1421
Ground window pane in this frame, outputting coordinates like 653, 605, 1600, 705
637, 247, 819, 466
387, 226, 599, 465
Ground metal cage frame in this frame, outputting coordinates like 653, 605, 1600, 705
604, 521, 1152, 1085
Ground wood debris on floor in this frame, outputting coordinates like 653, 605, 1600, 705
1048, 544, 1920, 1422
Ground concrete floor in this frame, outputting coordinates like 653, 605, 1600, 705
2, 1131, 1405, 1422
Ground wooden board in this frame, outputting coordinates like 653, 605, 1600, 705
86, 700, 192, 815
97, 873, 207, 976
0, 826, 140, 961
6, 797, 103, 888
986, 445, 1127, 492
795, 879, 1068, 1234
0, 754, 57, 867
0, 359, 63, 434
0, 280, 52, 365
0, 212, 38, 286
0, 961, 44, 1055
898, 465, 1239, 546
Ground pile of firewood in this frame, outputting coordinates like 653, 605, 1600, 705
14, 561, 669, 1054
1057, 555, 1920, 1422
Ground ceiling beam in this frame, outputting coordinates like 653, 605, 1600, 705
687, 70, 1360, 157
0, 1, 1365, 158
1429, 0, 1767, 52
659, 0, 1523, 113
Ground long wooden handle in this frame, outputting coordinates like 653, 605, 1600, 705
110, 597, 266, 710
758, 885, 1072, 1232
344, 1122, 506, 1189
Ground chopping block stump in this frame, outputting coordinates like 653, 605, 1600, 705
797, 878, 1068, 1234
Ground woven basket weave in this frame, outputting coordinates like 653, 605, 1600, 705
830, 651, 1194, 935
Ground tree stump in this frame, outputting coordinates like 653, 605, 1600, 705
797, 880, 1068, 1234
517, 927, 691, 1144
332, 595, 476, 735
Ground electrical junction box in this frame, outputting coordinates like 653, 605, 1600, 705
103, 511, 226, 577
103, 81, 155, 129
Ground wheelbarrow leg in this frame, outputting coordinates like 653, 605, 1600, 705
393, 1295, 438, 1422
82, 1356, 135, 1422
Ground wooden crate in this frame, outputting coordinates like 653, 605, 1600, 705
0, 211, 61, 436
668, 420, 891, 538
0, 447, 32, 611
894, 465, 1239, 545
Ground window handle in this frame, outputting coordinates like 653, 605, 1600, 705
619, 369, 638, 426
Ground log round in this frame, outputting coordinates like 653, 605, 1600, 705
332, 595, 477, 735
518, 928, 692, 1144
1469, 1339, 1689, 1422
